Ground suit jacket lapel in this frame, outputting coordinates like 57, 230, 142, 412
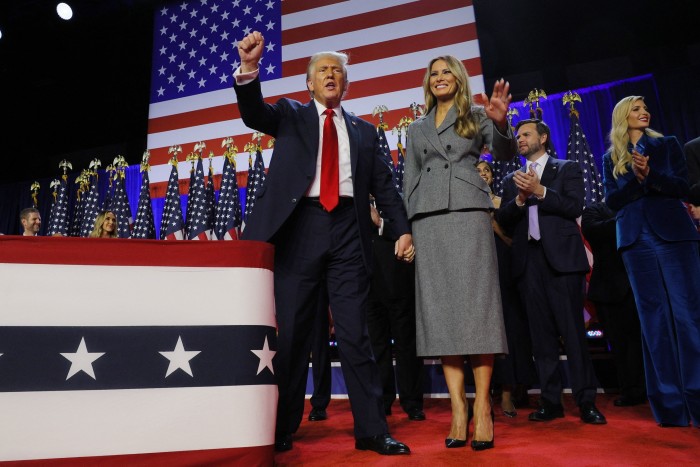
301, 102, 320, 158
419, 107, 450, 160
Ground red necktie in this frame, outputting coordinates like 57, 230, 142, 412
320, 108, 339, 211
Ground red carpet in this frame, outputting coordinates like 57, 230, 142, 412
274, 394, 700, 466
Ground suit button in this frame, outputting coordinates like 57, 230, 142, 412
292, 198, 297, 203
424, 149, 427, 154
444, 163, 449, 169
426, 167, 431, 172
446, 145, 451, 150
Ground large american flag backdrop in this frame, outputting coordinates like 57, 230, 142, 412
146, 0, 484, 196
0, 236, 276, 465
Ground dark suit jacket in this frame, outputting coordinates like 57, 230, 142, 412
497, 156, 589, 278
234, 77, 410, 272
581, 202, 631, 303
602, 135, 700, 249
685, 136, 700, 187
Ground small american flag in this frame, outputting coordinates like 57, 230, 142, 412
132, 170, 156, 239
205, 159, 217, 232
214, 151, 242, 240
566, 112, 603, 206
47, 179, 70, 236
394, 143, 406, 195
244, 148, 266, 220
187, 158, 213, 240
111, 172, 134, 238
70, 187, 85, 238
377, 126, 396, 170
160, 163, 185, 240
80, 173, 102, 238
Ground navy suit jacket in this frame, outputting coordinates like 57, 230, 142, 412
234, 77, 410, 272
497, 156, 590, 278
602, 135, 700, 249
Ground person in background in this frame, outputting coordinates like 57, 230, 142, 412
403, 55, 514, 451
683, 135, 700, 187
89, 211, 118, 238
497, 119, 606, 426
367, 198, 425, 422
476, 160, 534, 417
581, 201, 646, 407
603, 96, 700, 427
234, 31, 413, 455
19, 207, 41, 236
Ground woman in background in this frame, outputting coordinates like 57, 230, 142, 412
89, 210, 118, 238
602, 95, 700, 427
404, 55, 514, 450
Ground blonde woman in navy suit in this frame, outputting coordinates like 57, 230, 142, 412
603, 96, 700, 427
404, 55, 514, 450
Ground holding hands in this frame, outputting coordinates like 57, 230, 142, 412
395, 234, 415, 263
238, 31, 265, 72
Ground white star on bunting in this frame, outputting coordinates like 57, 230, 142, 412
60, 337, 105, 380
159, 336, 201, 377
251, 336, 276, 375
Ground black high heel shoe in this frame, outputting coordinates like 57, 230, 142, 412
445, 404, 474, 448
471, 409, 495, 451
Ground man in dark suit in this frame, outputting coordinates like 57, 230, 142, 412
497, 119, 606, 425
367, 201, 424, 421
234, 31, 414, 455
684, 136, 700, 187
581, 202, 645, 406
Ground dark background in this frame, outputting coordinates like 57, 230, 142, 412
1, 0, 699, 184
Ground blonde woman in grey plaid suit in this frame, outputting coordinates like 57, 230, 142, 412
404, 55, 515, 451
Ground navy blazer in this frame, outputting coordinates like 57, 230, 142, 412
602, 135, 700, 249
497, 156, 590, 278
234, 77, 410, 272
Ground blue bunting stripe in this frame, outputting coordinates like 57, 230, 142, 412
0, 325, 277, 392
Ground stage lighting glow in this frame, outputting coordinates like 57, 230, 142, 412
56, 3, 73, 20
0, 29, 3, 40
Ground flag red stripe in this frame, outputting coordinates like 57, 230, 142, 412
147, 58, 481, 137
282, 0, 473, 45
282, 23, 479, 77
281, 0, 348, 15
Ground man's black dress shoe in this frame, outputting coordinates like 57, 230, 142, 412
355, 433, 410, 455
308, 407, 327, 421
614, 396, 645, 407
580, 402, 607, 424
274, 434, 293, 452
406, 407, 426, 421
528, 402, 564, 422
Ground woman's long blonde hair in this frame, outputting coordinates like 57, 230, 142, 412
422, 55, 478, 139
608, 96, 663, 178
89, 210, 118, 238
